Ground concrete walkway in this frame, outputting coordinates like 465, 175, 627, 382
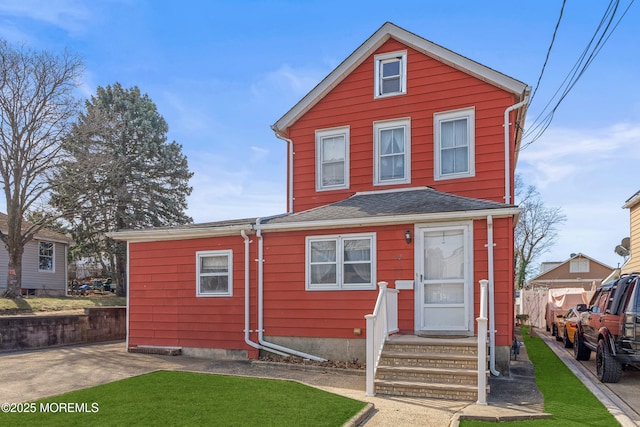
0, 338, 550, 426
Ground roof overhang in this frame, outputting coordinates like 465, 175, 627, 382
108, 207, 520, 243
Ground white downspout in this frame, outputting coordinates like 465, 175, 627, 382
486, 215, 500, 376
255, 217, 326, 361
274, 132, 294, 213
241, 230, 288, 356
503, 92, 530, 204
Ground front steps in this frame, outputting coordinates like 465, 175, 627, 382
374, 335, 488, 401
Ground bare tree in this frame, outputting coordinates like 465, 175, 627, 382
514, 175, 566, 289
0, 40, 83, 298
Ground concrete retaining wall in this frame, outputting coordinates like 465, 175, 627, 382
0, 307, 125, 352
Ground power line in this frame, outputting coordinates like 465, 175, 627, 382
521, 0, 634, 150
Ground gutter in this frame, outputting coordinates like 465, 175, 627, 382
253, 217, 326, 361
503, 89, 530, 204
486, 215, 500, 376
273, 130, 294, 214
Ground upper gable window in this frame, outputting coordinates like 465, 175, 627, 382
374, 51, 407, 98
316, 126, 349, 191
434, 108, 475, 180
374, 118, 411, 185
570, 258, 590, 273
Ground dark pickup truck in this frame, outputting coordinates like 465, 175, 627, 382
574, 274, 640, 383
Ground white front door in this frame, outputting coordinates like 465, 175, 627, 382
415, 223, 473, 334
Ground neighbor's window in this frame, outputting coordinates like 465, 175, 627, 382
306, 233, 376, 290
316, 126, 349, 191
374, 51, 407, 98
374, 118, 411, 185
38, 241, 55, 272
196, 250, 233, 297
570, 258, 590, 273
434, 108, 475, 180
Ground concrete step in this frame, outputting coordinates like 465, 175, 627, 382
376, 365, 484, 386
379, 350, 482, 370
375, 379, 487, 401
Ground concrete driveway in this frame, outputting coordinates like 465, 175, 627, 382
0, 341, 465, 427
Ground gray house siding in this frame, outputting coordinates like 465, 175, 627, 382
0, 239, 68, 296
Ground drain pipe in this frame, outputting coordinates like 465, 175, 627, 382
274, 132, 294, 213
486, 215, 500, 376
503, 92, 530, 204
255, 218, 327, 361
241, 230, 288, 357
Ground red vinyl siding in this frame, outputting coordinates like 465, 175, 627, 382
287, 39, 518, 213
128, 236, 259, 357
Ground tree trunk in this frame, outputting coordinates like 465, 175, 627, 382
4, 248, 24, 298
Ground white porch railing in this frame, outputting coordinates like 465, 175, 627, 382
364, 281, 399, 396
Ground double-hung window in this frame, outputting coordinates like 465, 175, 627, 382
306, 233, 376, 290
374, 51, 407, 98
316, 126, 349, 191
374, 118, 411, 185
196, 250, 233, 297
434, 108, 475, 180
570, 258, 590, 273
38, 241, 54, 272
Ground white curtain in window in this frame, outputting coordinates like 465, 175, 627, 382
201, 256, 228, 274
310, 241, 337, 284
343, 239, 371, 284
322, 135, 345, 186
441, 119, 468, 174
379, 127, 404, 180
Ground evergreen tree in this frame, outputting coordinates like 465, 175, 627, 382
52, 83, 193, 295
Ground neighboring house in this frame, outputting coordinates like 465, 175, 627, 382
0, 213, 72, 296
112, 22, 530, 375
526, 253, 614, 291
521, 253, 613, 330
623, 190, 640, 273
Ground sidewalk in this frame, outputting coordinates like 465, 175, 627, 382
0, 336, 550, 426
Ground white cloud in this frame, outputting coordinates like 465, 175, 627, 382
0, 0, 92, 34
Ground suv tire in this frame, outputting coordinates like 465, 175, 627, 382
563, 328, 573, 348
574, 331, 591, 361
551, 324, 557, 337
596, 339, 622, 383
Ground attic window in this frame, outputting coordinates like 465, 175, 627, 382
374, 51, 407, 98
570, 258, 589, 273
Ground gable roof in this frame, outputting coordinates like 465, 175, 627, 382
528, 252, 614, 283
272, 21, 529, 135
0, 213, 72, 244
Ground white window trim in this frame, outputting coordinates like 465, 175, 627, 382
374, 50, 407, 98
38, 241, 55, 273
306, 233, 376, 291
315, 126, 350, 191
196, 250, 233, 297
570, 258, 590, 273
434, 107, 476, 181
373, 118, 411, 186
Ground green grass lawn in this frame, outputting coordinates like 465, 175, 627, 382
461, 328, 619, 426
0, 370, 367, 426
0, 295, 126, 315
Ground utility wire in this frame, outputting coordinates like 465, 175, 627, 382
529, 0, 566, 106
521, 0, 634, 150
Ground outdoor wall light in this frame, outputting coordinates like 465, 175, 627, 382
405, 229, 412, 244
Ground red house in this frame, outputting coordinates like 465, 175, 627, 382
112, 23, 529, 398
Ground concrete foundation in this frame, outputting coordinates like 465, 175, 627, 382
181, 347, 248, 360
262, 336, 366, 362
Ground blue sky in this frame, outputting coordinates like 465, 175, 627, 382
0, 0, 638, 270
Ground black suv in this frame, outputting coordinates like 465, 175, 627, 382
574, 274, 640, 383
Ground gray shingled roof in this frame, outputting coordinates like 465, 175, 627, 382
264, 187, 514, 224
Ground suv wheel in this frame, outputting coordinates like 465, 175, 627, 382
596, 339, 622, 383
563, 328, 573, 348
552, 324, 558, 337
574, 331, 591, 361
